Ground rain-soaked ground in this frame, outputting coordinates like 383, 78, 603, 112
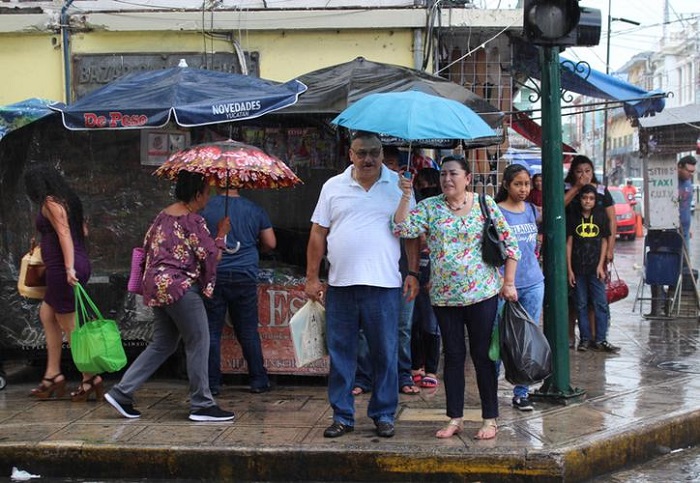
0, 222, 699, 482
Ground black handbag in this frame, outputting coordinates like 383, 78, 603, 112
478, 194, 508, 267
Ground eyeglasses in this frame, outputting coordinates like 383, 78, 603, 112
351, 148, 382, 159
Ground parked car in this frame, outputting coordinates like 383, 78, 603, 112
608, 186, 637, 241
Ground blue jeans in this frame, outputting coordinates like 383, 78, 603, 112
326, 285, 400, 426
204, 274, 268, 392
575, 274, 609, 343
497, 281, 545, 399
355, 292, 415, 389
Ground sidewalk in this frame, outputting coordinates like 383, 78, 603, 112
1, 241, 699, 482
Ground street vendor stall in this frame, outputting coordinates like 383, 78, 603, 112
0, 58, 504, 377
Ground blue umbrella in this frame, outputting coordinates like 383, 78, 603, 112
331, 90, 497, 143
51, 65, 307, 130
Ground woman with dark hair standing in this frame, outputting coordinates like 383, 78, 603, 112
527, 173, 543, 207
393, 156, 520, 440
24, 166, 98, 401
105, 171, 235, 422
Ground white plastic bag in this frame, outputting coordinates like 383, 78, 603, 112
289, 300, 327, 367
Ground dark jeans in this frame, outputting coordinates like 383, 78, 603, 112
204, 274, 268, 392
433, 296, 499, 420
411, 287, 441, 375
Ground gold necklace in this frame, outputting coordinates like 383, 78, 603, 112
445, 194, 467, 211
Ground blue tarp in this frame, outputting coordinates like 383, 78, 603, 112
514, 40, 665, 119
558, 58, 666, 119
0, 98, 55, 142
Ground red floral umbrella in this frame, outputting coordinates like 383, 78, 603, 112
153, 139, 302, 190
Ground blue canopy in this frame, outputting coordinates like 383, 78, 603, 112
0, 98, 55, 142
513, 40, 665, 119
558, 58, 666, 119
51, 66, 307, 130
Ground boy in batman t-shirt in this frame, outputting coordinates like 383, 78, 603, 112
566, 184, 619, 353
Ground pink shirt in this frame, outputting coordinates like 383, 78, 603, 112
141, 211, 220, 307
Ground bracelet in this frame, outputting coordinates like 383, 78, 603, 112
401, 195, 411, 201
407, 270, 420, 279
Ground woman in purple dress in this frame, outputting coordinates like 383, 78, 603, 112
24, 166, 97, 401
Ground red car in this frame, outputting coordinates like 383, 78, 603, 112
608, 186, 637, 240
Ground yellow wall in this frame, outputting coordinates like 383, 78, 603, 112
0, 34, 65, 104
1, 28, 415, 104
238, 29, 415, 80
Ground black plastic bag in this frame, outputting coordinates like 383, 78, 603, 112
500, 300, 552, 385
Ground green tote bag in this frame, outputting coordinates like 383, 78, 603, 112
71, 282, 127, 373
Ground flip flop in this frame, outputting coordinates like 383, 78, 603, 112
420, 375, 438, 388
412, 372, 425, 384
475, 419, 498, 440
400, 385, 421, 395
352, 387, 367, 396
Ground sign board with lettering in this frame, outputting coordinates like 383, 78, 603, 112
646, 156, 679, 229
140, 129, 190, 166
220, 283, 330, 375
72, 52, 258, 101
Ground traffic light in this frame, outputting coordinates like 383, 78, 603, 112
523, 0, 601, 47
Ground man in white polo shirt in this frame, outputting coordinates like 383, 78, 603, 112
305, 131, 417, 439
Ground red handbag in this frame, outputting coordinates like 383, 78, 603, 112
606, 262, 629, 304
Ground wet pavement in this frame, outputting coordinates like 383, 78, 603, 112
0, 234, 699, 482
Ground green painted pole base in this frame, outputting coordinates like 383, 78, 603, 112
531, 382, 586, 406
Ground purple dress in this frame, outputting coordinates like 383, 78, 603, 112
36, 210, 91, 314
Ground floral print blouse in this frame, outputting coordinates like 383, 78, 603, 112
141, 211, 221, 307
392, 194, 520, 307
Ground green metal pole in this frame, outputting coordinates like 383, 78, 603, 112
532, 46, 585, 404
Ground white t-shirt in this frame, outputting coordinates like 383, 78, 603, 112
311, 165, 408, 288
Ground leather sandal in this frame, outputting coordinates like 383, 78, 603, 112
71, 375, 105, 402
475, 418, 498, 440
435, 418, 463, 439
30, 373, 66, 399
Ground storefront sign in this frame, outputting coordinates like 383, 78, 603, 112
220, 283, 330, 375
646, 156, 679, 229
72, 52, 259, 101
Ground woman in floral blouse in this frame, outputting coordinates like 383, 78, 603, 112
393, 156, 519, 440
105, 171, 235, 422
